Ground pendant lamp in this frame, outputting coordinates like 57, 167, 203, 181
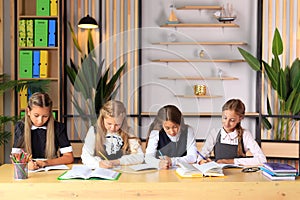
78, 14, 98, 29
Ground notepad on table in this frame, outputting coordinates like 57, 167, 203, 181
129, 163, 157, 171
29, 164, 69, 173
57, 165, 121, 180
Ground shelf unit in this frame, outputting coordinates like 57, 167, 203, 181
161, 23, 239, 28
152, 59, 245, 63
14, 0, 63, 120
152, 42, 247, 45
159, 76, 238, 80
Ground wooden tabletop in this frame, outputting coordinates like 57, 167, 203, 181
1, 164, 300, 199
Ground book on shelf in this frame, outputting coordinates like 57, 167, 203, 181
128, 163, 157, 171
57, 165, 121, 180
263, 162, 298, 173
176, 161, 241, 177
29, 164, 69, 173
262, 171, 296, 181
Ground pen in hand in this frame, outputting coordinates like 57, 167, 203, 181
98, 151, 109, 161
158, 150, 165, 160
196, 150, 207, 160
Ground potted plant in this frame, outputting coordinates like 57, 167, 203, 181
65, 23, 126, 129
238, 28, 300, 141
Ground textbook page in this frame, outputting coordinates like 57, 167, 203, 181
129, 163, 157, 171
192, 162, 224, 177
29, 164, 69, 173
58, 165, 121, 180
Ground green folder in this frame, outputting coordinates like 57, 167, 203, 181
36, 0, 50, 16
34, 19, 48, 47
19, 50, 33, 78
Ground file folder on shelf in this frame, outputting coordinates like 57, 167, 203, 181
48, 19, 57, 47
36, 0, 50, 16
18, 19, 26, 47
19, 88, 28, 109
34, 19, 48, 47
50, 0, 58, 16
33, 50, 40, 78
40, 50, 48, 78
19, 50, 33, 78
26, 19, 34, 47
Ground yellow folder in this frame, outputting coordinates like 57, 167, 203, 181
40, 50, 48, 78
50, 0, 58, 16
19, 88, 28, 109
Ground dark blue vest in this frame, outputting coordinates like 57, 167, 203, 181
155, 128, 187, 158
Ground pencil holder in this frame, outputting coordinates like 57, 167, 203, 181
194, 85, 206, 96
13, 163, 28, 180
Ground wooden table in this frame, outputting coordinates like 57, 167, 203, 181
0, 164, 300, 199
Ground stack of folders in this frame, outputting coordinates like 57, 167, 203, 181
260, 162, 298, 181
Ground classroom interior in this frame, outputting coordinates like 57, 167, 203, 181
0, 0, 300, 169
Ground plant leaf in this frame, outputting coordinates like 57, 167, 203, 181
277, 69, 287, 100
290, 58, 300, 92
238, 47, 261, 71
266, 97, 272, 115
263, 61, 277, 90
291, 92, 300, 115
262, 117, 272, 130
68, 22, 82, 54
272, 28, 283, 56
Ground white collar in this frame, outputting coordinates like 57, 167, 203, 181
221, 128, 238, 140
31, 125, 47, 130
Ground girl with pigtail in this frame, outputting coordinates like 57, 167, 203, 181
198, 99, 266, 166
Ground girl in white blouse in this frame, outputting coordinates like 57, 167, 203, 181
198, 99, 266, 166
81, 100, 144, 169
145, 105, 198, 169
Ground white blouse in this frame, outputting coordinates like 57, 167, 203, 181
199, 128, 267, 166
81, 126, 144, 169
145, 126, 198, 169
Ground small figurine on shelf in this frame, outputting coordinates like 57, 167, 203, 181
214, 3, 237, 23
166, 4, 179, 24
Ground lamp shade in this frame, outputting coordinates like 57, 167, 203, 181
78, 15, 98, 29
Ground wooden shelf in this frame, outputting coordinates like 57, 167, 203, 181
19, 47, 59, 50
141, 112, 259, 117
176, 6, 222, 10
18, 78, 59, 81
159, 76, 238, 80
175, 95, 222, 98
152, 59, 245, 63
152, 42, 247, 45
161, 23, 239, 28
19, 15, 58, 19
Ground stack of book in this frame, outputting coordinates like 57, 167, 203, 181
260, 162, 298, 181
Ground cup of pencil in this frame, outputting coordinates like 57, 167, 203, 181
10, 150, 30, 180
194, 84, 207, 96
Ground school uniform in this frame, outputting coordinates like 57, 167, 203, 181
12, 121, 73, 158
81, 126, 144, 169
145, 126, 198, 169
198, 128, 267, 165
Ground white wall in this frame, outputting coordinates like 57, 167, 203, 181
140, 0, 258, 139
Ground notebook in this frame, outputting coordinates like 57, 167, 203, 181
57, 165, 121, 180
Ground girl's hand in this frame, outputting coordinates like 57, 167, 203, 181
99, 160, 113, 168
28, 160, 39, 170
216, 159, 234, 164
159, 156, 172, 169
198, 157, 212, 165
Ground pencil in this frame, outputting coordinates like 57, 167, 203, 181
196, 150, 207, 160
98, 151, 109, 161
158, 150, 165, 160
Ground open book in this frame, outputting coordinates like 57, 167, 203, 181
129, 163, 157, 171
29, 164, 69, 173
177, 161, 242, 177
57, 165, 121, 180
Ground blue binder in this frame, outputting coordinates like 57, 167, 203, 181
48, 19, 56, 47
33, 50, 40, 78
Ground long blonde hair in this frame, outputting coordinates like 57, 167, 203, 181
24, 92, 56, 158
95, 100, 133, 156
222, 99, 246, 157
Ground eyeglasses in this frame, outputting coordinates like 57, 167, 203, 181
241, 167, 260, 173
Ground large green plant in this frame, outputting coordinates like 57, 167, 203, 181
0, 74, 49, 146
238, 28, 300, 140
66, 23, 125, 126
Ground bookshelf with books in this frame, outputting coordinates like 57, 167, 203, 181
14, 0, 63, 120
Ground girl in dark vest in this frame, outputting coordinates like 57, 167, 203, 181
145, 105, 197, 169
198, 99, 266, 166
